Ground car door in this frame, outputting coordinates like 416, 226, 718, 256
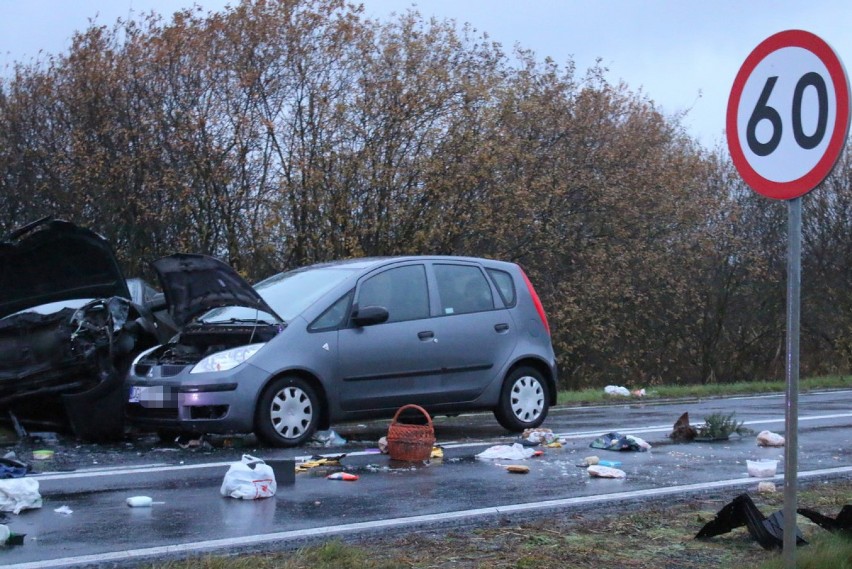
337, 263, 443, 411
427, 262, 518, 401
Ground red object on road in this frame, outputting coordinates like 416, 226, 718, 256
327, 472, 359, 481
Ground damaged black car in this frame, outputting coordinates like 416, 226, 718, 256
0, 217, 169, 440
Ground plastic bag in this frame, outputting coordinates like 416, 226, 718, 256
476, 443, 536, 460
0, 478, 42, 514
590, 432, 651, 452
756, 430, 785, 447
0, 456, 30, 479
310, 429, 347, 447
220, 454, 276, 500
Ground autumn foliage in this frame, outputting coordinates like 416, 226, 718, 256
1, 0, 850, 388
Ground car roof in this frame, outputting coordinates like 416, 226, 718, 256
302, 255, 512, 271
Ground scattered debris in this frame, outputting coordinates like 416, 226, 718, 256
588, 464, 626, 478
220, 455, 276, 500
0, 454, 30, 479
31, 450, 53, 461
296, 455, 344, 472
176, 435, 208, 450
266, 459, 296, 486
695, 412, 750, 441
589, 432, 651, 452
506, 465, 530, 474
0, 478, 42, 514
696, 493, 806, 550
746, 459, 778, 478
310, 429, 347, 447
520, 428, 558, 446
756, 430, 785, 447
577, 456, 622, 467
669, 412, 697, 442
326, 472, 359, 481
757, 482, 776, 494
0, 524, 23, 546
53, 505, 73, 515
476, 443, 537, 460
797, 505, 852, 535
126, 496, 153, 507
603, 385, 646, 397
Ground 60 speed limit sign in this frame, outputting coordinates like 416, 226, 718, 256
727, 30, 850, 199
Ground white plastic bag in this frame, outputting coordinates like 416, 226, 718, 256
475, 443, 536, 460
756, 430, 785, 447
0, 478, 42, 514
220, 454, 276, 499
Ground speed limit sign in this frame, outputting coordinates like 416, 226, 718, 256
727, 30, 850, 199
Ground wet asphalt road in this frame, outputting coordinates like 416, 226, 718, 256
2, 390, 851, 568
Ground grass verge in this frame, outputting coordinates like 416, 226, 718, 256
146, 479, 851, 569
557, 375, 852, 406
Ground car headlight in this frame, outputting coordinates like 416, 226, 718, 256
190, 343, 265, 374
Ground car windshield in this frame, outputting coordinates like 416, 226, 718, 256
200, 265, 358, 323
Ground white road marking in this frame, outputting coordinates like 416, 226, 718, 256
31, 411, 852, 481
10, 465, 852, 569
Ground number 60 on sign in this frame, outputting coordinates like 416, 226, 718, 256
726, 29, 850, 199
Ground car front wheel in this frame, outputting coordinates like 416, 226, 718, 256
494, 367, 549, 431
255, 376, 320, 447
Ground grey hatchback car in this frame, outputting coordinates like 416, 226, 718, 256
126, 254, 557, 447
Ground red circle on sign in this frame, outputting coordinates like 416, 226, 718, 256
726, 30, 850, 200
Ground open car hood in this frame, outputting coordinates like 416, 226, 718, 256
153, 253, 282, 328
0, 218, 130, 319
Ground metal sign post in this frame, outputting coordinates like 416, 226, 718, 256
783, 197, 801, 567
727, 30, 850, 569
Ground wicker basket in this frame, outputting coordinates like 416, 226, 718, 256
386, 404, 435, 462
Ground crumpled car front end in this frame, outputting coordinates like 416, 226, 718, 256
0, 218, 160, 440
125, 253, 285, 436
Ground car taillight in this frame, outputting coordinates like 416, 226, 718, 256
520, 268, 550, 336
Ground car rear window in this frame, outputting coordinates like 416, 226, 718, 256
487, 268, 516, 307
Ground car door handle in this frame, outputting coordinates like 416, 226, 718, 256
418, 331, 435, 341
494, 323, 510, 333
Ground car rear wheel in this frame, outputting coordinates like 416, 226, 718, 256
494, 367, 549, 431
255, 376, 320, 447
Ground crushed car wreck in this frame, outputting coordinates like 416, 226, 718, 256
0, 217, 168, 440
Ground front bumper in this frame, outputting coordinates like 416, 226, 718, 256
125, 362, 269, 434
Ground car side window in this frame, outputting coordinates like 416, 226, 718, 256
486, 268, 516, 307
309, 290, 353, 331
357, 265, 429, 323
434, 264, 494, 315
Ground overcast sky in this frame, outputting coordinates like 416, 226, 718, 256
1, 1, 851, 148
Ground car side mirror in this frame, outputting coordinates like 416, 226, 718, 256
352, 305, 389, 327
